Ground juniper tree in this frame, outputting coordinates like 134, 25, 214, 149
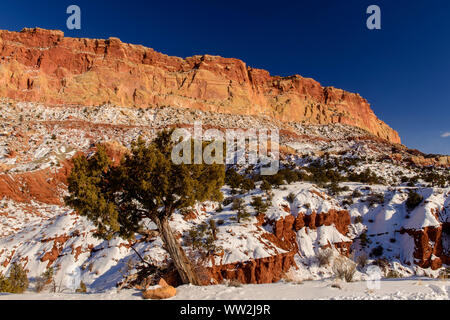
250, 196, 268, 214
65, 130, 225, 285
232, 198, 250, 223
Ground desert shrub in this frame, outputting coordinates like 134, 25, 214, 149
278, 168, 300, 184
0, 273, 11, 293
438, 267, 450, 280
359, 232, 371, 247
355, 253, 368, 268
0, 263, 29, 294
351, 189, 363, 198
260, 179, 272, 193
187, 222, 221, 257
35, 267, 54, 293
232, 198, 251, 223
286, 192, 296, 204
332, 256, 356, 282
367, 193, 385, 206
371, 245, 384, 258
354, 216, 363, 224
225, 168, 244, 190
348, 168, 385, 185
240, 178, 255, 193
386, 270, 401, 278
223, 197, 234, 206
76, 281, 87, 293
227, 279, 242, 287
317, 248, 333, 267
264, 172, 286, 187
405, 191, 423, 211
282, 268, 304, 284
250, 196, 268, 214
342, 197, 354, 207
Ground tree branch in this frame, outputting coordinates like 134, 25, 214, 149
130, 243, 153, 267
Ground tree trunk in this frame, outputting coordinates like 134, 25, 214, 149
154, 216, 201, 285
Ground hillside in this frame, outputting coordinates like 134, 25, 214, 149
0, 100, 448, 298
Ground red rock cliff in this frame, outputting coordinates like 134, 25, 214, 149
0, 28, 400, 143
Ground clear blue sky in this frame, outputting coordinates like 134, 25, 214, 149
1, 0, 449, 154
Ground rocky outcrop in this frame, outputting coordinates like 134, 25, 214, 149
402, 224, 449, 270
0, 158, 72, 204
207, 251, 296, 284
0, 28, 400, 143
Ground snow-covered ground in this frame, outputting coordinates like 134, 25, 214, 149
0, 278, 448, 300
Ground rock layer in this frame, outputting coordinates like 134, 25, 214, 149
0, 28, 400, 143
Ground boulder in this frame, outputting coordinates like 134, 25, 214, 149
142, 279, 176, 300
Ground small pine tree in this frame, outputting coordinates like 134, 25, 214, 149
232, 198, 251, 223
250, 196, 268, 214
3, 263, 29, 294
241, 178, 255, 193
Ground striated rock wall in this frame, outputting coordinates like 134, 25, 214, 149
0, 28, 400, 143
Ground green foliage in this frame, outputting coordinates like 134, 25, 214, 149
260, 180, 272, 193
359, 232, 371, 247
351, 189, 363, 198
65, 130, 225, 240
348, 168, 385, 185
225, 169, 255, 194
326, 182, 349, 196
187, 221, 220, 257
240, 178, 255, 193
0, 273, 11, 293
367, 193, 385, 206
250, 196, 268, 214
405, 191, 423, 211
0, 263, 29, 294
232, 198, 251, 223
225, 168, 244, 190
421, 171, 449, 187
35, 267, 54, 292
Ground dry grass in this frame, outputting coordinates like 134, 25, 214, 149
332, 256, 357, 282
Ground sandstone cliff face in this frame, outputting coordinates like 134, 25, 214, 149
0, 28, 400, 143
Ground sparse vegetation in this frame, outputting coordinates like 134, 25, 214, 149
250, 196, 268, 214
317, 248, 333, 267
0, 262, 29, 294
332, 256, 356, 282
286, 192, 296, 204
405, 191, 423, 211
232, 198, 251, 223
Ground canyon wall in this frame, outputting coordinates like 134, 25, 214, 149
0, 28, 400, 144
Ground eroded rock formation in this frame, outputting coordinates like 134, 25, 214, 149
0, 28, 400, 143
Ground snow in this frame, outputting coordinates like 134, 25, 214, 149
0, 100, 448, 299
0, 278, 447, 300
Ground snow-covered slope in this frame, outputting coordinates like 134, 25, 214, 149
0, 100, 448, 295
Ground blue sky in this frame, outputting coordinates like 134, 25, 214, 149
1, 0, 449, 154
